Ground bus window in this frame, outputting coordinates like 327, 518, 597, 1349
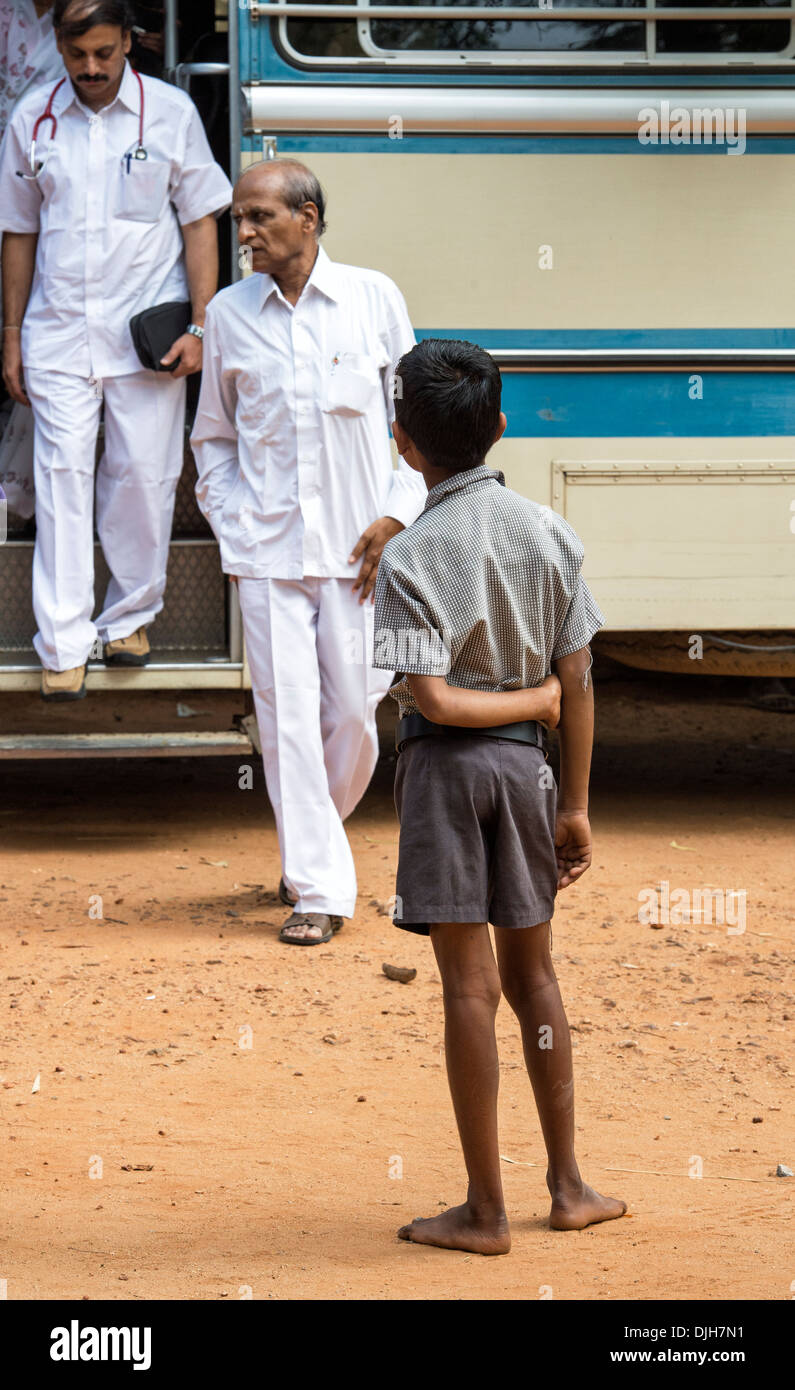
279, 0, 795, 69
656, 0, 792, 56
366, 0, 645, 58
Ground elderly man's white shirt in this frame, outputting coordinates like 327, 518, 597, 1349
0, 60, 232, 377
191, 250, 426, 579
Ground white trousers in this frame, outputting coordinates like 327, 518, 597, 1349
238, 576, 394, 918
26, 369, 186, 672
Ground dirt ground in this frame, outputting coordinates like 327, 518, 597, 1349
1, 672, 793, 1301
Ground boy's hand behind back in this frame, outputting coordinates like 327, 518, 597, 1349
540, 672, 561, 729
555, 810, 592, 889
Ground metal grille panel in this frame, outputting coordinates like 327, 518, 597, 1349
1, 421, 225, 652
0, 542, 226, 653
4, 432, 212, 539
173, 441, 213, 538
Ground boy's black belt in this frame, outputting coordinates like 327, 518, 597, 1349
396, 712, 544, 754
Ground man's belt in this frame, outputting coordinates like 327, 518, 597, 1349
396, 711, 545, 754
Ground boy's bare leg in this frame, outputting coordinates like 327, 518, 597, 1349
494, 921, 627, 1231
397, 922, 511, 1255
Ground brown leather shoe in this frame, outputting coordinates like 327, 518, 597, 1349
104, 627, 150, 667
41, 665, 87, 702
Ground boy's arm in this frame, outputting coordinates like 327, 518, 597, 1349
406, 672, 561, 729
376, 558, 559, 728
552, 645, 594, 889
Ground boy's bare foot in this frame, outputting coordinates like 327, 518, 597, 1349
397, 1202, 511, 1255
540, 673, 562, 729
548, 1180, 627, 1231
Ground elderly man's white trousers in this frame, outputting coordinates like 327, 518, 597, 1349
26, 369, 186, 672
239, 576, 393, 919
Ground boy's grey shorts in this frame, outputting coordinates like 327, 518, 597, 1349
393, 734, 558, 935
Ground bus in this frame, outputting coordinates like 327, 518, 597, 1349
2, 0, 794, 757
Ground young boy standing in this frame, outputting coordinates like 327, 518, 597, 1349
373, 338, 627, 1255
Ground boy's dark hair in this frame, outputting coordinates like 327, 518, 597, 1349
394, 338, 502, 473
53, 1, 136, 38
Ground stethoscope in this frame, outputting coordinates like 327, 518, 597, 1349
19, 68, 147, 181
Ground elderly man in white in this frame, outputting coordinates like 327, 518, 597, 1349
0, 0, 232, 698
191, 159, 425, 946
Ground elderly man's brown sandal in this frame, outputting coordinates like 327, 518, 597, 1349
278, 877, 297, 907
279, 912, 344, 946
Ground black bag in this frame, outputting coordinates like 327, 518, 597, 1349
130, 301, 192, 372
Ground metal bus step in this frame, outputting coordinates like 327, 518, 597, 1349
0, 651, 244, 692
0, 731, 253, 759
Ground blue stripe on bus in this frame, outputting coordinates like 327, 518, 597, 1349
245, 134, 795, 155
416, 329, 795, 350
492, 371, 795, 437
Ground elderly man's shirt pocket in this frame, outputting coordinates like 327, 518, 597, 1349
114, 159, 171, 224
322, 351, 381, 417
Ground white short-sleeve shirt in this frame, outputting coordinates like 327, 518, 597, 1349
0, 60, 232, 378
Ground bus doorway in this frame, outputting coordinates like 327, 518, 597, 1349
0, 0, 253, 759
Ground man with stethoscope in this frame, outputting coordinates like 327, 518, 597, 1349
0, 0, 232, 699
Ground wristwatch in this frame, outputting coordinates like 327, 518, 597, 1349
187, 324, 205, 341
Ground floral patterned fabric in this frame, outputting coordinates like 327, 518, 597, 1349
0, 2, 62, 141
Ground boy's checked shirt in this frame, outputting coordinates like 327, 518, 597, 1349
373, 465, 604, 718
